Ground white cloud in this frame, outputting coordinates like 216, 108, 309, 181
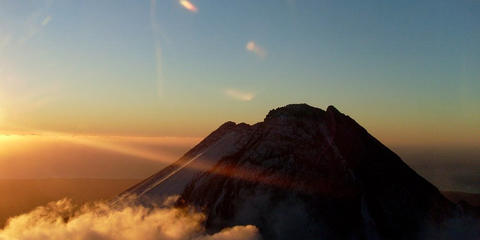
224, 89, 255, 101
245, 41, 267, 58
0, 197, 261, 240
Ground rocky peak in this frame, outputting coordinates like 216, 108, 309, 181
121, 103, 475, 240
264, 103, 327, 122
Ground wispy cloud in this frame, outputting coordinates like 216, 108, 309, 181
41, 15, 52, 26
245, 41, 267, 58
224, 89, 255, 101
18, 14, 53, 44
179, 0, 198, 12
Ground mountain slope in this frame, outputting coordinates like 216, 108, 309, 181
121, 104, 477, 240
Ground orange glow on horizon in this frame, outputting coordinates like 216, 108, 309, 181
0, 133, 200, 178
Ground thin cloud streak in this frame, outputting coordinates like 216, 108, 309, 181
245, 41, 267, 58
179, 0, 198, 12
41, 15, 52, 26
150, 0, 165, 96
224, 89, 255, 101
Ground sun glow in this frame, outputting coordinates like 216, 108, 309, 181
0, 132, 198, 163
0, 107, 5, 124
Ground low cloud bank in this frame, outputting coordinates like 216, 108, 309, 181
0, 197, 261, 240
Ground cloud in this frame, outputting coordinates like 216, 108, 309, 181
245, 41, 267, 58
41, 16, 52, 26
0, 197, 261, 240
224, 89, 255, 101
202, 225, 260, 240
179, 0, 198, 12
18, 14, 52, 44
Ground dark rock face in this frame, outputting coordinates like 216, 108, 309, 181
122, 104, 478, 240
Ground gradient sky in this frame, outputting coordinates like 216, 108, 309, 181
0, 0, 479, 148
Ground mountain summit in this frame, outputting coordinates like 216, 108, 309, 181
121, 104, 476, 240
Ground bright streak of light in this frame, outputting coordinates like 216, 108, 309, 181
127, 149, 314, 198
1, 129, 305, 193
0, 127, 197, 164
51, 134, 193, 163
179, 0, 198, 12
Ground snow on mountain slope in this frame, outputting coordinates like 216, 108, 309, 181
119, 121, 254, 203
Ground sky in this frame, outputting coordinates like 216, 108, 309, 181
0, 1, 479, 186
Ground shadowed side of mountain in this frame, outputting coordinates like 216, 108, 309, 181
443, 191, 480, 207
121, 103, 479, 240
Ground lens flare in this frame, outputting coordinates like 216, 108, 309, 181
179, 0, 198, 12
245, 41, 267, 58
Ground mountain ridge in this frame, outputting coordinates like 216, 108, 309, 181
120, 104, 478, 240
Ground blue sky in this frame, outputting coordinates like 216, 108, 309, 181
0, 0, 479, 146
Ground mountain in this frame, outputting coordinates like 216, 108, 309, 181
120, 104, 479, 240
